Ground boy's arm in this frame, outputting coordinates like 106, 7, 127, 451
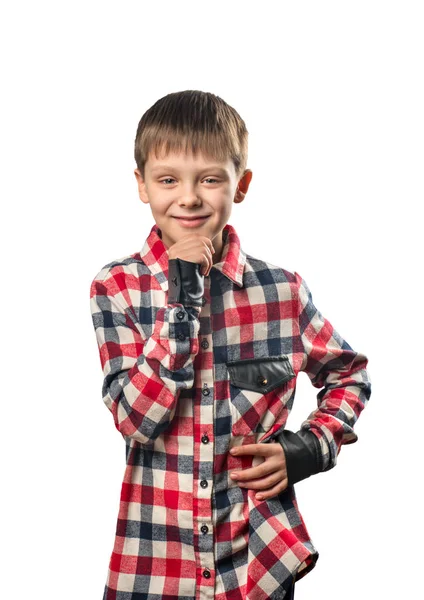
276, 272, 372, 485
90, 258, 203, 446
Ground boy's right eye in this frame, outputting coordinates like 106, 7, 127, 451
160, 178, 176, 185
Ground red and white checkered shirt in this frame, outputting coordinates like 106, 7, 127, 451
90, 222, 371, 600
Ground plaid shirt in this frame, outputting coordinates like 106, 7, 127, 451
90, 222, 371, 600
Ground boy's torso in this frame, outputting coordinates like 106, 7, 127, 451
93, 223, 318, 600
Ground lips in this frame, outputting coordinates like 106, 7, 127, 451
173, 215, 210, 220
172, 215, 211, 228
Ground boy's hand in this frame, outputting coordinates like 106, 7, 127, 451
229, 442, 288, 501
168, 233, 215, 276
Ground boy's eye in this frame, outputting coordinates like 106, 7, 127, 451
159, 177, 219, 185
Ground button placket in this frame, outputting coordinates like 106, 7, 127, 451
195, 276, 215, 593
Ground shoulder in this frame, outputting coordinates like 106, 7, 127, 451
89, 250, 148, 297
244, 252, 301, 286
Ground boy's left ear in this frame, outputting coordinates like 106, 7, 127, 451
234, 169, 253, 204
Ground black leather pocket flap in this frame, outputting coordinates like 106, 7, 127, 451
226, 355, 295, 394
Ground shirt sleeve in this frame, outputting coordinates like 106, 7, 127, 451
294, 271, 372, 473
90, 272, 201, 446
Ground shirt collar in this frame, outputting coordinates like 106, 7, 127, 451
138, 222, 246, 292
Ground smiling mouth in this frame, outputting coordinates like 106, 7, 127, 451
173, 215, 210, 220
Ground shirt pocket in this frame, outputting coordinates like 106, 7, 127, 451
226, 355, 296, 437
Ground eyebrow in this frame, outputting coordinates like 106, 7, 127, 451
150, 165, 229, 175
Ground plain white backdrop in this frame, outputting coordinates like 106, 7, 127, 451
1, 1, 422, 598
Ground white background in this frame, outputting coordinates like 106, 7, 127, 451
1, 1, 422, 598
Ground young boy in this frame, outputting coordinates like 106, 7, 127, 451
90, 90, 371, 600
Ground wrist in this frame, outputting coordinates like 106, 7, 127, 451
168, 258, 204, 307
277, 429, 323, 485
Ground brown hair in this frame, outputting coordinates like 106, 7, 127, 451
134, 90, 249, 181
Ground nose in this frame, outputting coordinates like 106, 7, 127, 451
178, 189, 202, 207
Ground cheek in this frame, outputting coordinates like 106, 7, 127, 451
150, 198, 173, 216
213, 196, 233, 218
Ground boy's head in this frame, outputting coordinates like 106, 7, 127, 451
134, 90, 253, 257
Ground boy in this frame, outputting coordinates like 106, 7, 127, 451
90, 90, 371, 600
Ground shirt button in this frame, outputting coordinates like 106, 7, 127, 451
201, 524, 209, 534
203, 569, 211, 578
200, 480, 208, 488
257, 374, 268, 385
177, 333, 186, 341
201, 297, 206, 306
201, 434, 209, 444
201, 338, 209, 349
177, 311, 185, 320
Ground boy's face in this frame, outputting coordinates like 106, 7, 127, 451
134, 148, 252, 260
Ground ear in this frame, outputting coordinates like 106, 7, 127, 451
234, 169, 253, 204
134, 169, 149, 204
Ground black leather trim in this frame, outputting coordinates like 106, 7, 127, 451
167, 258, 204, 307
226, 355, 295, 394
276, 429, 323, 485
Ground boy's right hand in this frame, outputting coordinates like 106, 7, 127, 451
167, 233, 215, 307
168, 233, 215, 277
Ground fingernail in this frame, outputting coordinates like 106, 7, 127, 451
256, 494, 263, 500
231, 473, 238, 479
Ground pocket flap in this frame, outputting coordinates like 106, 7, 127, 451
226, 355, 295, 394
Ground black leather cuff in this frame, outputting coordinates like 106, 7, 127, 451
167, 258, 204, 307
276, 429, 323, 485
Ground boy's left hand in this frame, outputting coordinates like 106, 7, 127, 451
229, 442, 288, 501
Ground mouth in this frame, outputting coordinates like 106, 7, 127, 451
172, 215, 211, 226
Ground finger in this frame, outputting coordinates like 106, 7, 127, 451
254, 478, 289, 501
230, 444, 273, 457
198, 238, 213, 262
230, 446, 284, 481
206, 245, 213, 273
200, 252, 210, 276
236, 471, 284, 490
231, 462, 274, 482
229, 447, 275, 475
202, 236, 214, 251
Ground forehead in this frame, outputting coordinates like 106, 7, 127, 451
147, 148, 234, 174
